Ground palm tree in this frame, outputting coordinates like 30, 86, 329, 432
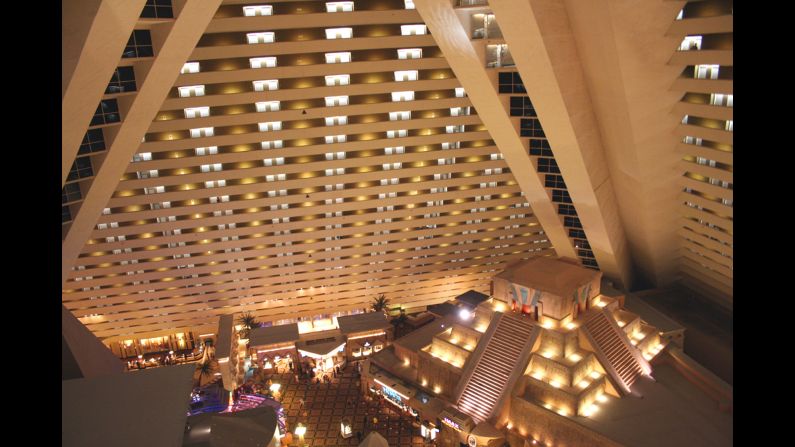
237, 312, 260, 339
195, 360, 214, 387
391, 309, 408, 337
371, 294, 390, 314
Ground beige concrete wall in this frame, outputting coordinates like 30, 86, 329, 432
536, 328, 564, 357
417, 351, 462, 401
506, 394, 623, 447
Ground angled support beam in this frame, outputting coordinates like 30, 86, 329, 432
62, 0, 148, 186
549, 0, 685, 288
486, 0, 633, 289
62, 0, 224, 287
414, 0, 577, 262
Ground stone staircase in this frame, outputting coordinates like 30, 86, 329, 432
582, 309, 649, 394
456, 312, 537, 422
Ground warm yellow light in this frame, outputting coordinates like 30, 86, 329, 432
578, 380, 590, 389
596, 301, 607, 308
616, 321, 626, 327
569, 353, 582, 362
433, 386, 441, 394
541, 351, 554, 359
556, 408, 568, 416
449, 337, 458, 344
590, 371, 601, 379
596, 394, 608, 403
549, 380, 561, 389
269, 383, 281, 392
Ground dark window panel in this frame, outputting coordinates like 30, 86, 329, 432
564, 216, 582, 229
67, 156, 94, 182
123, 29, 154, 58
91, 99, 121, 126
62, 206, 73, 223
106, 67, 137, 94
78, 129, 106, 155
569, 229, 586, 239
62, 182, 83, 204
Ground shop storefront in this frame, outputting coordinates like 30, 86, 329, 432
110, 331, 198, 361
252, 344, 297, 374
348, 337, 385, 359
297, 335, 347, 378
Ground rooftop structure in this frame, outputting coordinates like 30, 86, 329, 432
362, 257, 732, 447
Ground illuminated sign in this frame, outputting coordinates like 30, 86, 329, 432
441, 417, 460, 431
374, 379, 410, 399
382, 386, 403, 405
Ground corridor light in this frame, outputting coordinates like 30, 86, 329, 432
459, 309, 471, 320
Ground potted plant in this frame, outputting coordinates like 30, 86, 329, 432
371, 294, 390, 314
237, 312, 260, 339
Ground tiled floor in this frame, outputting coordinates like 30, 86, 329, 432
263, 363, 433, 447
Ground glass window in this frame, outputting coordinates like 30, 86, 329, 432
123, 30, 153, 58
178, 85, 205, 97
401, 25, 427, 36
243, 5, 272, 16
679, 35, 702, 51
253, 80, 278, 91
398, 48, 422, 60
391, 91, 414, 102
394, 70, 418, 82
91, 99, 120, 126
67, 156, 94, 182
389, 111, 411, 121
184, 106, 210, 118
62, 205, 72, 223
62, 182, 82, 204
106, 66, 136, 94
250, 57, 277, 68
247, 32, 275, 44
326, 2, 354, 12
520, 118, 545, 138
181, 62, 200, 74
325, 96, 349, 107
258, 121, 282, 132
694, 64, 719, 80
189, 127, 214, 138
325, 75, 350, 86
141, 0, 173, 19
325, 52, 351, 63
79, 129, 106, 155
255, 101, 280, 112
325, 28, 353, 39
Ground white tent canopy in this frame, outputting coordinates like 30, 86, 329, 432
359, 432, 389, 447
